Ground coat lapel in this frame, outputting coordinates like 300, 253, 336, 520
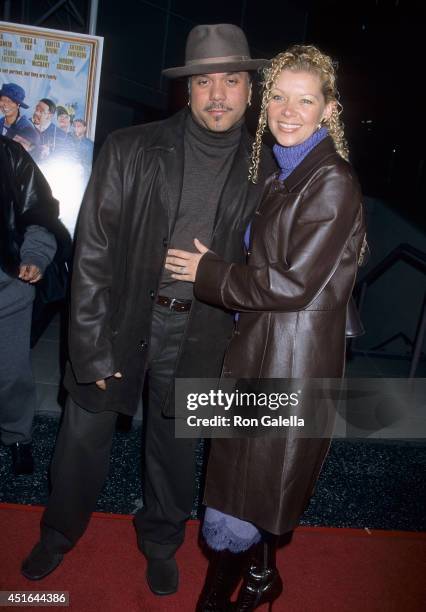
149, 109, 187, 239
211, 129, 268, 245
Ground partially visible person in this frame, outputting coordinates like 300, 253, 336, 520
0, 135, 59, 475
166, 44, 367, 611
73, 119, 92, 158
72, 118, 93, 179
0, 83, 37, 141
56, 106, 72, 135
55, 106, 76, 158
31, 99, 66, 159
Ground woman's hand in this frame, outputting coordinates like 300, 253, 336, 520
165, 238, 208, 283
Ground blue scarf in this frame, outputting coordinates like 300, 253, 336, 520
273, 126, 329, 181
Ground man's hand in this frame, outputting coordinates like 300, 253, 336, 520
165, 238, 208, 282
95, 371, 123, 391
19, 264, 43, 283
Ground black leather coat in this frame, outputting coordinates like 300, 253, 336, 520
0, 136, 59, 277
64, 109, 275, 415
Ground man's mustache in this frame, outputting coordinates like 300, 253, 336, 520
204, 103, 233, 111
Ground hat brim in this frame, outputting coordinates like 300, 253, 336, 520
162, 58, 269, 79
0, 89, 29, 108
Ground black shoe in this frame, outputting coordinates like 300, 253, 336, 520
146, 557, 178, 596
10, 442, 34, 476
21, 542, 64, 580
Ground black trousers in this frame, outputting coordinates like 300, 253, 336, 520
41, 304, 198, 559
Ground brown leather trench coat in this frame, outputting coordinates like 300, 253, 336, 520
194, 136, 366, 534
64, 109, 275, 415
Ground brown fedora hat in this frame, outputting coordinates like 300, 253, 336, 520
162, 23, 268, 78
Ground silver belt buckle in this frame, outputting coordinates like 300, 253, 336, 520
169, 298, 177, 310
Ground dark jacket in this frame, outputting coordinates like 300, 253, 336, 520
0, 136, 59, 277
0, 114, 38, 142
195, 137, 366, 534
64, 109, 275, 415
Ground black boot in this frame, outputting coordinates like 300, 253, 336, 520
197, 549, 248, 612
233, 540, 283, 611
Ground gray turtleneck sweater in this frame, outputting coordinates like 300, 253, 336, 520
159, 113, 242, 300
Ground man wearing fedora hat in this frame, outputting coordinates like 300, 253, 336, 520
0, 83, 38, 144
22, 23, 275, 594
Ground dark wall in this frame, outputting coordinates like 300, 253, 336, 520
4, 0, 424, 224
94, 0, 309, 129
306, 0, 425, 228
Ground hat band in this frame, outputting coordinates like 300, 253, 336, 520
185, 54, 251, 66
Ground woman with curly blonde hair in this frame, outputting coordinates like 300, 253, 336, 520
250, 44, 349, 180
166, 44, 366, 611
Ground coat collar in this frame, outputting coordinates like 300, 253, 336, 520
277, 136, 339, 193
145, 107, 188, 152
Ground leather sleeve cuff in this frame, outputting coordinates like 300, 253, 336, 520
194, 251, 231, 308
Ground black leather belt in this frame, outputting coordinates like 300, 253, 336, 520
156, 295, 192, 312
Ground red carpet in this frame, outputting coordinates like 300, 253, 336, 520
1, 503, 425, 611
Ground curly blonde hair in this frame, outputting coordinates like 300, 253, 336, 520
249, 44, 349, 183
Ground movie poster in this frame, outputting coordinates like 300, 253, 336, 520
0, 21, 103, 234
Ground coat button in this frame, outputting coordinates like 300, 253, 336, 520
163, 237, 168, 247
149, 290, 155, 299
139, 340, 148, 350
